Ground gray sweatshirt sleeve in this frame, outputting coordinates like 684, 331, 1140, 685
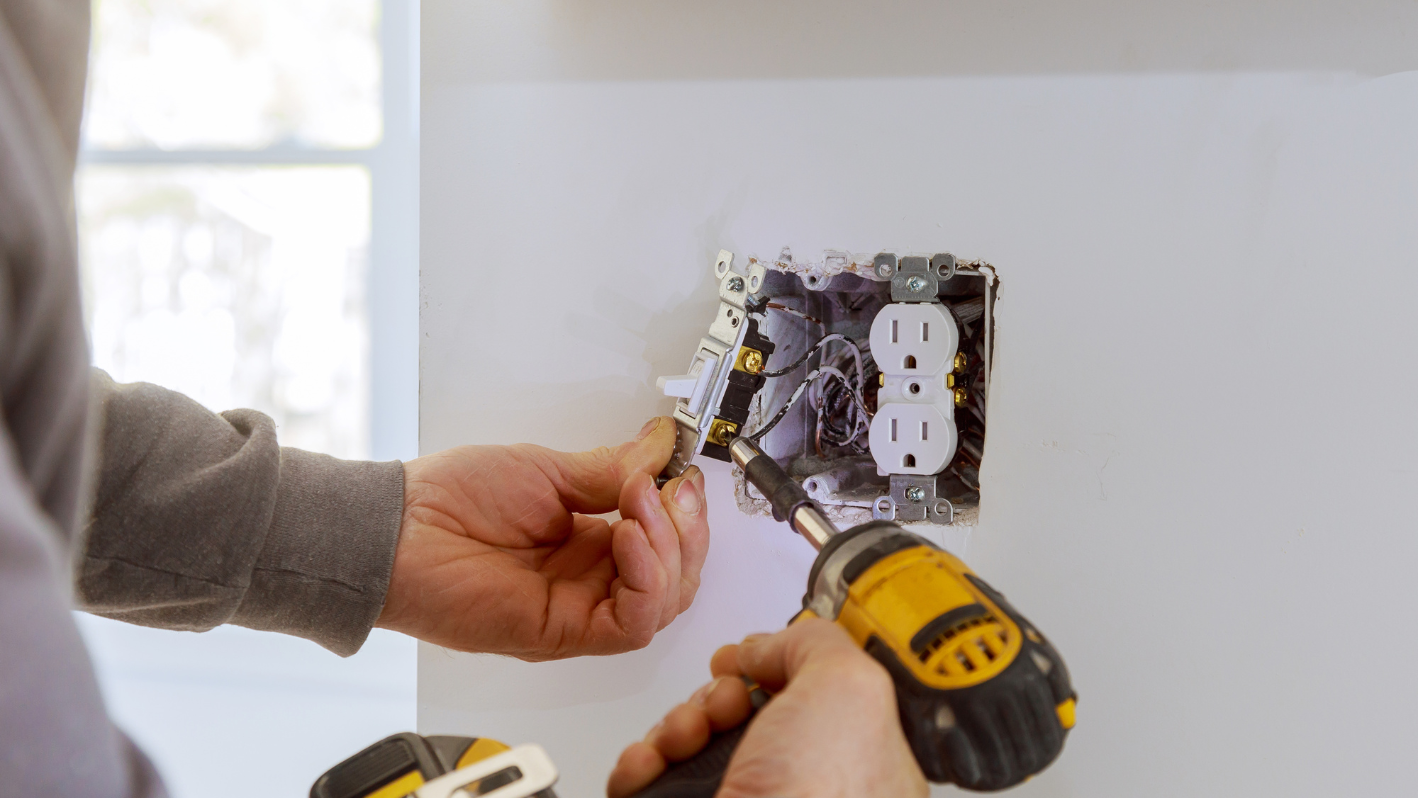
76, 370, 406, 656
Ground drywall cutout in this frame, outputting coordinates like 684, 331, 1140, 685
731, 248, 996, 541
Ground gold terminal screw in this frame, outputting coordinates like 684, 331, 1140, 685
740, 349, 764, 374
707, 419, 739, 447
954, 352, 968, 373
954, 387, 969, 408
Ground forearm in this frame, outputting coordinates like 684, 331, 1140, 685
76, 369, 405, 655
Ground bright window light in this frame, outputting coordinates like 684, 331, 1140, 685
79, 166, 372, 459
85, 0, 381, 149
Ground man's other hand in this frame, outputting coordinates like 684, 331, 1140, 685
375, 416, 708, 660
606, 619, 928, 798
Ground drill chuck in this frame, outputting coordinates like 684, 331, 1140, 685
728, 437, 837, 549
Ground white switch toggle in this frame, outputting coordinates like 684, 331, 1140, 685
657, 352, 720, 416
657, 375, 699, 398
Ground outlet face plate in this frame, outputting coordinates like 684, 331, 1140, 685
869, 301, 960, 476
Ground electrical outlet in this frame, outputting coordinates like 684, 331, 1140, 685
868, 302, 959, 376
868, 301, 960, 476
868, 402, 958, 475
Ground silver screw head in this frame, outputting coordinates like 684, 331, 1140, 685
906, 275, 928, 293
905, 486, 926, 502
727, 276, 745, 292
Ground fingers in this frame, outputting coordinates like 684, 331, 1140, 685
596, 518, 667, 650
606, 678, 753, 798
588, 464, 708, 651
736, 619, 879, 692
619, 471, 683, 629
700, 676, 753, 732
607, 742, 664, 798
536, 416, 678, 514
648, 703, 712, 761
709, 643, 742, 678
657, 465, 709, 612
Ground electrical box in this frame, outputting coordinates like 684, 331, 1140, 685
658, 249, 996, 527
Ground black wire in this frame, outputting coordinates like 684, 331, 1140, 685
747, 367, 859, 441
817, 368, 867, 451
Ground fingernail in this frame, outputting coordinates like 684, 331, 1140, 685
740, 633, 770, 648
690, 679, 717, 706
636, 417, 662, 441
683, 465, 703, 488
672, 478, 701, 514
644, 719, 665, 743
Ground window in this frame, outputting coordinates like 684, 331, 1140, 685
80, 165, 373, 457
74, 2, 418, 796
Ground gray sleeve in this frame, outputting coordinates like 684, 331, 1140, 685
75, 370, 405, 656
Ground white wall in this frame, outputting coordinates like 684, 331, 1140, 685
420, 3, 1418, 796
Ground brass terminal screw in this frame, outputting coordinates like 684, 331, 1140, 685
954, 352, 968, 373
953, 387, 969, 408
739, 348, 764, 375
707, 419, 739, 447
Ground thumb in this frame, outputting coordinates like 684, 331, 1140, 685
536, 416, 677, 514
735, 619, 865, 691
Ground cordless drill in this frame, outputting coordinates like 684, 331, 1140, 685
631, 437, 1076, 796
310, 734, 558, 798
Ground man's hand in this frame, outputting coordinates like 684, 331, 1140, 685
606, 619, 928, 798
375, 417, 709, 660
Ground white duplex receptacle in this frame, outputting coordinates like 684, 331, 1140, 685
868, 302, 960, 476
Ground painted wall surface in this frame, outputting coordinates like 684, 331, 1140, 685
419, 3, 1418, 796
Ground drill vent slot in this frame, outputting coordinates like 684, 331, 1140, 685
918, 614, 1011, 678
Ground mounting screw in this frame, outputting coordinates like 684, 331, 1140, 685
727, 276, 745, 292
905, 486, 926, 502
905, 275, 928, 293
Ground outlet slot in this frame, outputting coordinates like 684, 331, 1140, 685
904, 354, 917, 369
921, 421, 929, 441
922, 322, 930, 342
903, 454, 917, 468
891, 417, 898, 442
891, 318, 899, 343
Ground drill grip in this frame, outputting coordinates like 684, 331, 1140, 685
625, 718, 749, 798
626, 685, 767, 798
